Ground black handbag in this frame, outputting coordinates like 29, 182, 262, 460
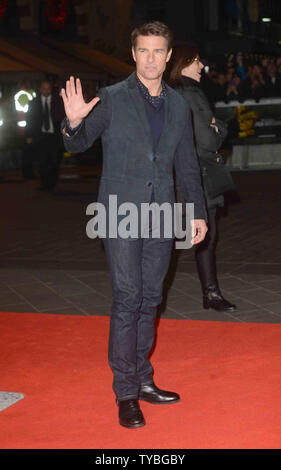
201, 154, 236, 199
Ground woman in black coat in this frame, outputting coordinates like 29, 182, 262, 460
168, 43, 237, 312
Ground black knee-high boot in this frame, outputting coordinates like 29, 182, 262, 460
195, 209, 237, 312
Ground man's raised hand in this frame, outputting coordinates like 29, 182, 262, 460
61, 76, 100, 128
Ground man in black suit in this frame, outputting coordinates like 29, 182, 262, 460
61, 21, 208, 428
264, 62, 281, 98
25, 79, 64, 191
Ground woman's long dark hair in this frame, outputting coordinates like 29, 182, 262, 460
167, 42, 199, 87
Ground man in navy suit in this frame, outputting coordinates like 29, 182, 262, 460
61, 21, 208, 428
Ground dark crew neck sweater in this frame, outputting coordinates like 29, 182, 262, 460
136, 74, 166, 151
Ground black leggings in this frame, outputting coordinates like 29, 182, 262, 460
195, 208, 218, 292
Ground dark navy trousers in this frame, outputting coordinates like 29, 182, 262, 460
103, 236, 173, 400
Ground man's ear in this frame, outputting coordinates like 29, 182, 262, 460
132, 47, 136, 62
166, 48, 172, 63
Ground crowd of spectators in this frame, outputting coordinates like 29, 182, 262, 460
201, 53, 281, 105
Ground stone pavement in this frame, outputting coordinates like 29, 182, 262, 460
0, 164, 280, 323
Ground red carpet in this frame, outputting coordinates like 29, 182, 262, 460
0, 312, 280, 449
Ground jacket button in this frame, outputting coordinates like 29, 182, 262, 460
147, 181, 152, 187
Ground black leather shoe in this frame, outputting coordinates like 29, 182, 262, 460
117, 399, 145, 428
139, 383, 180, 404
203, 287, 237, 312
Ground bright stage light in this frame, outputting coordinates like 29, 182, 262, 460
17, 121, 27, 127
14, 90, 34, 113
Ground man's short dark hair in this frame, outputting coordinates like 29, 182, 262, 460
40, 79, 52, 87
131, 21, 173, 51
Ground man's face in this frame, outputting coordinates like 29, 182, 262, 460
267, 63, 276, 77
233, 76, 241, 86
40, 81, 52, 97
132, 35, 172, 82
